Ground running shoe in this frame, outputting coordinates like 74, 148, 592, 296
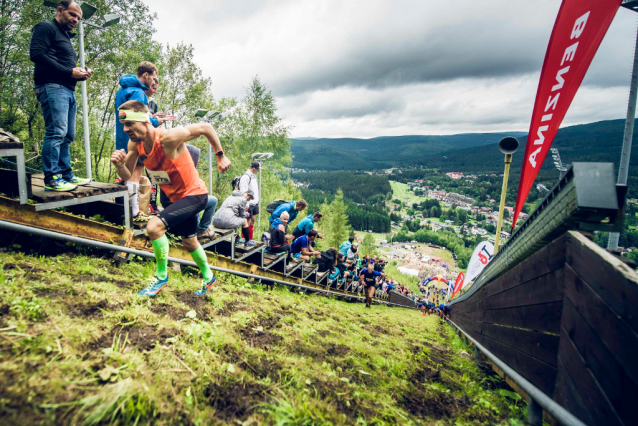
133, 212, 150, 223
236, 238, 246, 245
114, 177, 124, 185
65, 175, 91, 185
45, 175, 77, 192
194, 275, 216, 296
138, 276, 168, 297
245, 240, 256, 247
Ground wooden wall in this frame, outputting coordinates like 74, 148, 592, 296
553, 232, 638, 426
451, 235, 566, 395
451, 231, 638, 426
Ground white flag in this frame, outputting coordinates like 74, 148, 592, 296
464, 241, 495, 285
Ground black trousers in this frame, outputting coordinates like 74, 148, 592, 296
270, 244, 291, 260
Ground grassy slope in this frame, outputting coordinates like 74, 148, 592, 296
0, 250, 526, 425
390, 181, 430, 211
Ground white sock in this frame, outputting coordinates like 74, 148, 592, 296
127, 182, 140, 216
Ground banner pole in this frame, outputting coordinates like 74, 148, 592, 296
494, 154, 512, 253
608, 22, 638, 251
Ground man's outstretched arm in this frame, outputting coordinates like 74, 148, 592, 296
162, 123, 230, 172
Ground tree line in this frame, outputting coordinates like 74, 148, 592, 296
291, 171, 392, 204
298, 186, 390, 234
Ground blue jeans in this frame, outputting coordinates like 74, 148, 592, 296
35, 84, 77, 184
197, 195, 218, 233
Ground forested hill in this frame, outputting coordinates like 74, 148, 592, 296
413, 119, 638, 174
290, 132, 526, 170
291, 120, 636, 175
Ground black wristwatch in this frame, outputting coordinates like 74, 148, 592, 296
215, 150, 224, 158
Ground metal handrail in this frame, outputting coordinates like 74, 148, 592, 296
0, 220, 412, 309
447, 319, 587, 426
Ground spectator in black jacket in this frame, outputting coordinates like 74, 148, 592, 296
269, 211, 293, 261
30, 0, 94, 192
314, 247, 338, 273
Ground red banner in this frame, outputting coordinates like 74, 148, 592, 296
513, 0, 621, 226
451, 272, 465, 299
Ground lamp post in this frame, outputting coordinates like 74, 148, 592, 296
43, 2, 120, 181
194, 109, 224, 195
550, 147, 569, 180
608, 1, 638, 251
251, 152, 274, 225
494, 137, 519, 253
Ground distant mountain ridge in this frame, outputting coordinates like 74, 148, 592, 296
290, 120, 635, 175
290, 132, 528, 170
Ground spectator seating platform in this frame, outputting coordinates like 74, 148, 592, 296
200, 227, 236, 252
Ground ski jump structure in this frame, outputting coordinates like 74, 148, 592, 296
2, 133, 637, 425
450, 163, 637, 426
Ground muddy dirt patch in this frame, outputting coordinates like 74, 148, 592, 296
398, 388, 457, 420
291, 342, 350, 361
175, 292, 211, 318
217, 300, 248, 317
2, 263, 47, 274
150, 302, 188, 320
239, 327, 282, 349
238, 357, 284, 381
89, 324, 179, 351
313, 379, 377, 419
0, 304, 10, 317
204, 380, 269, 422
69, 299, 121, 318
326, 343, 350, 357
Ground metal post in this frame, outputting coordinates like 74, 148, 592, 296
258, 160, 262, 226
123, 191, 130, 230
77, 21, 91, 181
208, 144, 212, 196
494, 154, 512, 253
15, 150, 28, 205
527, 398, 543, 426
608, 25, 638, 250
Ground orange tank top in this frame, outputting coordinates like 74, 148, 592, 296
137, 131, 208, 203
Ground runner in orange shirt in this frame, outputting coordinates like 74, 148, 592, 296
111, 100, 231, 297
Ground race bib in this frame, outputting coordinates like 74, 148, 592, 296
147, 170, 172, 186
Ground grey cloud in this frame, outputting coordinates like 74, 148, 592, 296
268, 4, 636, 96
274, 30, 544, 96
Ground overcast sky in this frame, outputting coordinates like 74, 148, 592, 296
145, 0, 638, 138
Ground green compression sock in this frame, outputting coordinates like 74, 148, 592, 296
151, 235, 169, 280
191, 245, 213, 282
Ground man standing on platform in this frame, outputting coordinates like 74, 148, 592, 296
30, 0, 93, 192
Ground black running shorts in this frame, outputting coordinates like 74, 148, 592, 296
158, 194, 208, 238
247, 204, 259, 219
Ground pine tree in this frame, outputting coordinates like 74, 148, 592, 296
328, 190, 351, 249
316, 200, 332, 251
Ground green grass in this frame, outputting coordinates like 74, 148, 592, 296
359, 231, 388, 243
384, 263, 421, 294
390, 181, 430, 208
0, 249, 526, 425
